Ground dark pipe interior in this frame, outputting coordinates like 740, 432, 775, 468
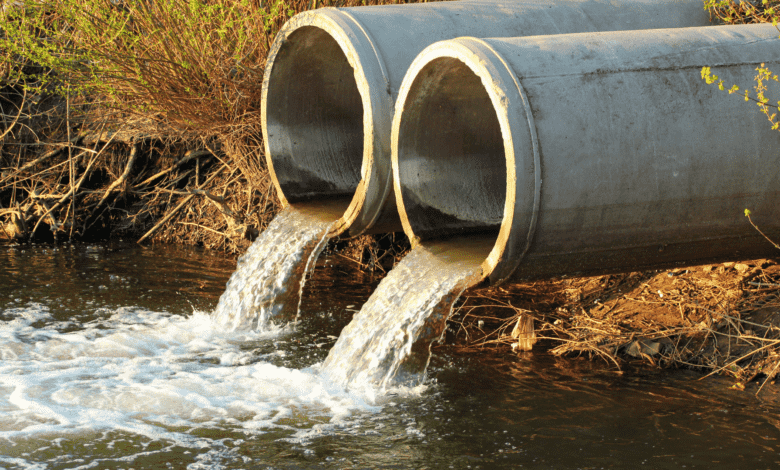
265, 26, 363, 207
396, 57, 507, 240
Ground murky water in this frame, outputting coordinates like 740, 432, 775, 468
3, 242, 780, 469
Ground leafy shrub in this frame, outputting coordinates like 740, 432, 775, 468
702, 0, 780, 132
0, 0, 304, 135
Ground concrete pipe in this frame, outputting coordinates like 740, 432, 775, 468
261, 0, 712, 237
392, 24, 780, 284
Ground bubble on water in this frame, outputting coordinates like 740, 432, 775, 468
0, 306, 386, 453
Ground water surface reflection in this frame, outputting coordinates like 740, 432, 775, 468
1, 242, 779, 469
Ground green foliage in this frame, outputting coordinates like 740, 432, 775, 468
703, 0, 780, 24
0, 0, 307, 135
702, 0, 780, 132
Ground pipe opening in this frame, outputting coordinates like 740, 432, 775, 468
397, 57, 506, 240
265, 26, 364, 207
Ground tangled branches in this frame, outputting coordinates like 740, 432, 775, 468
0, 0, 431, 252
449, 260, 780, 394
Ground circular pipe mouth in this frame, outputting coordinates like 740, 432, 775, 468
392, 39, 540, 283
262, 10, 395, 235
394, 57, 506, 240
263, 24, 363, 223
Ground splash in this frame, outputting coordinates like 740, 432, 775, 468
212, 207, 333, 331
320, 240, 486, 391
0, 303, 384, 462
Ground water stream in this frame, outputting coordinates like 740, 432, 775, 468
2, 243, 780, 468
321, 241, 486, 390
210, 205, 486, 392
212, 207, 333, 331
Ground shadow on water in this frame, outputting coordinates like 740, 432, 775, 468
2, 242, 780, 469
419, 352, 780, 469
0, 241, 235, 324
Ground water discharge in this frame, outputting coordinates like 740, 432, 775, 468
3, 244, 780, 469
0, 304, 381, 461
212, 206, 334, 331
208, 189, 492, 391
321, 239, 487, 390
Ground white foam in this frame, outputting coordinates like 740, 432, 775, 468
0, 304, 394, 452
212, 207, 332, 331
0, 456, 48, 470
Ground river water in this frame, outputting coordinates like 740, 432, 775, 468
2, 242, 780, 469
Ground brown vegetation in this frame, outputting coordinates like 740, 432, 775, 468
449, 259, 780, 393
0, 0, 423, 252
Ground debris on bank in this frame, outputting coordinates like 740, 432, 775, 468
449, 258, 780, 393
0, 114, 275, 253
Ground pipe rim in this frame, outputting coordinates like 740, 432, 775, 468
261, 9, 393, 236
391, 37, 541, 283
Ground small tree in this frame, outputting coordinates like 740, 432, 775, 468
702, 0, 780, 132
702, 0, 780, 240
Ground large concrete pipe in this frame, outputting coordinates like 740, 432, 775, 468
392, 24, 780, 284
261, 0, 712, 237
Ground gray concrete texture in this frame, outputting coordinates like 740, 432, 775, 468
261, 0, 713, 237
392, 24, 780, 283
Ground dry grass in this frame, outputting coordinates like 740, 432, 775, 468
1, 0, 427, 252
326, 233, 411, 275
448, 259, 780, 393
705, 0, 780, 25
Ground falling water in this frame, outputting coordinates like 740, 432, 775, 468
5, 243, 780, 469
212, 206, 333, 331
320, 239, 487, 390
209, 203, 490, 389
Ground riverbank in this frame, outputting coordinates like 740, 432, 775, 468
3, 0, 780, 390
0, 0, 420, 253
446, 257, 780, 393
